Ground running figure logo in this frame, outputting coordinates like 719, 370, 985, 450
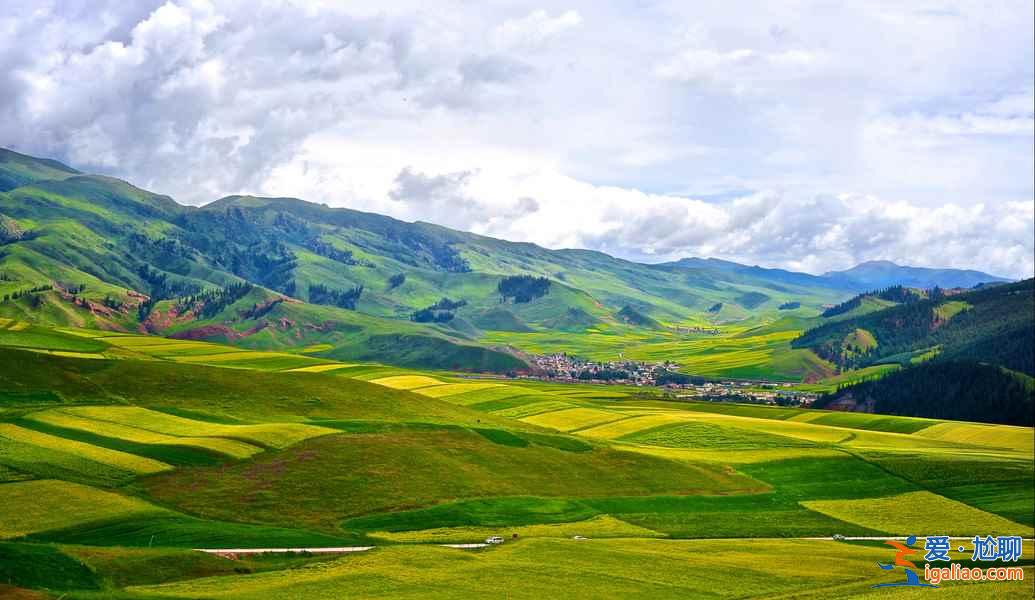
873, 536, 938, 588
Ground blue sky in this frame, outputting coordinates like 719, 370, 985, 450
1, 1, 1032, 277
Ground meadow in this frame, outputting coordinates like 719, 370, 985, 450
0, 324, 1032, 598
127, 540, 1034, 600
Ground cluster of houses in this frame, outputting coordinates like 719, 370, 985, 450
522, 352, 817, 407
675, 380, 818, 407
527, 353, 677, 386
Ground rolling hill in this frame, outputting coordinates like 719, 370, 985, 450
0, 321, 1031, 598
0, 147, 1024, 381
795, 280, 1034, 424
792, 279, 1034, 375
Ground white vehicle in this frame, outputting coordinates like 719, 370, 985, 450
572, 535, 587, 541
485, 536, 504, 545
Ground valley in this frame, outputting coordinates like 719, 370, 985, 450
0, 148, 1032, 598
0, 320, 1032, 598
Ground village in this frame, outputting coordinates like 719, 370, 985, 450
523, 353, 818, 407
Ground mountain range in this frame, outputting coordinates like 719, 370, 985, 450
0, 147, 1019, 378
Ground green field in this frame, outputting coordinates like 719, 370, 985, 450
0, 325, 1031, 598
127, 539, 1033, 599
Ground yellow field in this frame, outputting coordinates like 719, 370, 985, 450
491, 400, 577, 419
415, 383, 503, 398
842, 428, 1005, 455
369, 515, 663, 543
521, 407, 631, 432
916, 422, 1035, 453
370, 375, 448, 390
118, 343, 224, 354
55, 407, 337, 449
55, 327, 109, 338
0, 480, 164, 538
786, 412, 826, 423
0, 424, 171, 475
617, 443, 844, 465
285, 363, 353, 373
7, 321, 30, 331
22, 348, 109, 360
49, 350, 108, 359
577, 413, 689, 440
428, 385, 532, 406
674, 412, 852, 445
174, 351, 292, 363
27, 410, 263, 459
802, 491, 1034, 536
103, 336, 207, 348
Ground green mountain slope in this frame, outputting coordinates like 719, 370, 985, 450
1, 147, 1024, 378
792, 279, 1034, 375
814, 361, 1034, 426
0, 148, 80, 192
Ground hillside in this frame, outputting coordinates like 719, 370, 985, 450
0, 148, 844, 375
792, 279, 1034, 374
0, 148, 80, 192
0, 147, 1024, 380
814, 362, 1034, 426
793, 280, 1034, 424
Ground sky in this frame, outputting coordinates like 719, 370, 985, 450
1, 1, 1032, 278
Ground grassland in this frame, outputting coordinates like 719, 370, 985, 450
622, 420, 816, 449
520, 407, 628, 431
0, 324, 1031, 599
24, 410, 263, 459
43, 406, 338, 449
367, 514, 663, 543
0, 424, 170, 475
801, 490, 1032, 535
0, 480, 162, 538
141, 427, 762, 534
127, 539, 1033, 599
0, 430, 148, 486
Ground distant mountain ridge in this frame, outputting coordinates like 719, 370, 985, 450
670, 257, 1010, 293
821, 260, 1009, 290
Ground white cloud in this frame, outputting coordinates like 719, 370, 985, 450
492, 9, 582, 50
655, 48, 826, 92
0, 0, 1031, 279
